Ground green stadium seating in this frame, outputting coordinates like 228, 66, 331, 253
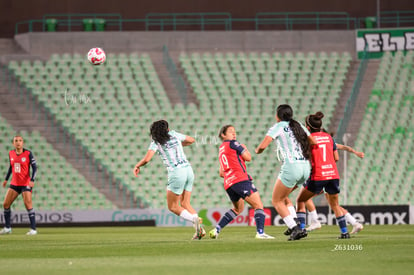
9, 50, 352, 208
345, 51, 414, 205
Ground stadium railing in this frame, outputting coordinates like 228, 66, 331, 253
14, 11, 414, 34
254, 12, 355, 30
145, 12, 232, 31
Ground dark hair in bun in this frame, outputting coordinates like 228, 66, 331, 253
306, 111, 324, 132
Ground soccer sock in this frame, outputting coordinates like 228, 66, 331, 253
309, 210, 319, 223
283, 215, 297, 229
288, 206, 297, 218
4, 208, 11, 228
217, 209, 237, 232
336, 215, 348, 234
297, 212, 306, 230
345, 212, 357, 226
254, 209, 265, 234
27, 208, 36, 230
179, 209, 195, 223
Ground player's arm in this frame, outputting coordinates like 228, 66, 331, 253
336, 143, 365, 159
308, 135, 317, 145
133, 150, 156, 177
255, 136, 273, 154
219, 165, 224, 178
181, 136, 195, 146
240, 144, 252, 162
333, 150, 339, 162
3, 164, 11, 188
29, 152, 37, 188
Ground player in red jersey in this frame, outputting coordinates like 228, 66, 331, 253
1, 135, 37, 235
209, 125, 274, 239
295, 112, 350, 239
305, 141, 364, 234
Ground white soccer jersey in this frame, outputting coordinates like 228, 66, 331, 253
148, 130, 190, 171
266, 121, 310, 164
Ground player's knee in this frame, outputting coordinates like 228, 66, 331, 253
233, 205, 243, 214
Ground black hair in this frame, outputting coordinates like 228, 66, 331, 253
150, 120, 170, 145
218, 124, 234, 140
277, 104, 311, 160
305, 111, 324, 133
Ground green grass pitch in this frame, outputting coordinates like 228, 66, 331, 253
1, 225, 413, 274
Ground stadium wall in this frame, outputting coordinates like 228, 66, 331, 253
1, 206, 413, 227
1, 0, 413, 37
14, 31, 356, 57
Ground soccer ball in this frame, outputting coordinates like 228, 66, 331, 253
87, 47, 106, 65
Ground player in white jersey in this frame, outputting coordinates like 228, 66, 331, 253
133, 120, 205, 240
255, 104, 316, 241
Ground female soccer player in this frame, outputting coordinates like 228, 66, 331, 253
295, 111, 351, 239
209, 125, 274, 239
133, 120, 204, 240
305, 142, 364, 234
255, 104, 316, 241
1, 135, 38, 235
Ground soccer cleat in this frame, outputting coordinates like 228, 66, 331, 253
209, 228, 219, 239
350, 223, 364, 234
288, 226, 307, 241
306, 221, 322, 232
193, 216, 201, 233
0, 227, 12, 235
191, 216, 204, 240
26, 229, 37, 235
200, 226, 206, 238
338, 232, 351, 239
192, 226, 205, 240
255, 233, 275, 239
283, 227, 293, 236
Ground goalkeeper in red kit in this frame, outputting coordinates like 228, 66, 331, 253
1, 135, 38, 235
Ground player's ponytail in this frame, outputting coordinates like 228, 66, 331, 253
306, 111, 324, 133
150, 120, 170, 145
277, 104, 311, 160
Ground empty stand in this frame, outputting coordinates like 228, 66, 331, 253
345, 51, 414, 205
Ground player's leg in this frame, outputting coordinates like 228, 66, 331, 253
340, 206, 363, 234
22, 189, 37, 235
325, 179, 349, 238
305, 198, 322, 231
245, 191, 274, 239
272, 178, 301, 239
210, 187, 243, 239
1, 188, 19, 234
180, 167, 204, 239
285, 197, 298, 220
295, 187, 315, 230
166, 168, 195, 223
326, 194, 349, 238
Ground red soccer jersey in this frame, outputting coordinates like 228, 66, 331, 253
8, 149, 35, 186
310, 132, 340, 181
219, 140, 252, 190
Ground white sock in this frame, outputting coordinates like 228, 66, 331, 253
179, 209, 195, 223
288, 206, 297, 218
283, 215, 297, 229
345, 213, 357, 226
309, 210, 319, 223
